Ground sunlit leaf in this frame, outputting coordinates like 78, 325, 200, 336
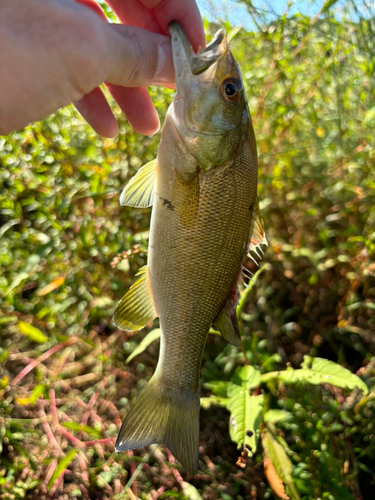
5, 255, 40, 296
181, 481, 203, 500
322, 0, 340, 13
261, 356, 368, 394
200, 395, 229, 409
264, 410, 293, 423
48, 449, 78, 489
227, 366, 263, 455
37, 276, 65, 296
227, 24, 243, 43
17, 384, 44, 405
264, 456, 287, 499
126, 328, 160, 363
262, 428, 300, 500
18, 321, 49, 343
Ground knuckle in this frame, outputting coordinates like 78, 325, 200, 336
119, 29, 157, 86
66, 13, 108, 93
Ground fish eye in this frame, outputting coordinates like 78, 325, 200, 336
222, 79, 241, 102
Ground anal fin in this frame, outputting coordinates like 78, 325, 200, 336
113, 266, 157, 331
213, 307, 241, 346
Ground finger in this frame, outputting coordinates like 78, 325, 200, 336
106, 0, 206, 51
161, 82, 176, 90
141, 0, 206, 52
106, 84, 160, 135
74, 87, 118, 137
106, 0, 162, 33
105, 24, 175, 87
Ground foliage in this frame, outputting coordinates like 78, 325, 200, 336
226, 366, 263, 456
1, 1, 375, 499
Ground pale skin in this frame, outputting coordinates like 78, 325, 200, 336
0, 0, 205, 137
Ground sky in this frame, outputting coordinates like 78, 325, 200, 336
197, 0, 375, 30
197, 0, 328, 30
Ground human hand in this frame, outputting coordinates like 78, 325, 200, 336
75, 0, 206, 136
0, 0, 205, 137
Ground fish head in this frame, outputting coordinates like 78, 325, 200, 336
168, 22, 253, 171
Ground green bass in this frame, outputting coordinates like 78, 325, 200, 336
114, 22, 266, 476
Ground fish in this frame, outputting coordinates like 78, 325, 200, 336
113, 22, 267, 476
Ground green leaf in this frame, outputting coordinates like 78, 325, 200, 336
363, 106, 375, 125
17, 383, 44, 405
126, 328, 160, 363
262, 428, 300, 500
322, 0, 340, 13
229, 365, 261, 392
200, 395, 229, 410
203, 380, 229, 397
0, 316, 17, 325
0, 218, 20, 238
5, 255, 40, 296
61, 421, 101, 438
237, 265, 267, 317
227, 25, 243, 43
227, 366, 263, 455
48, 449, 78, 489
264, 410, 293, 424
261, 356, 368, 394
0, 422, 6, 454
181, 481, 203, 500
18, 321, 49, 343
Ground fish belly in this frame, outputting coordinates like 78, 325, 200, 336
148, 147, 256, 392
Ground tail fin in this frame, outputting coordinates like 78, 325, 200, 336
115, 377, 200, 476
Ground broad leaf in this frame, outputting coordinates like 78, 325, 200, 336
227, 366, 263, 455
229, 365, 261, 392
261, 356, 368, 394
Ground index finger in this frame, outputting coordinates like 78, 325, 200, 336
106, 0, 206, 52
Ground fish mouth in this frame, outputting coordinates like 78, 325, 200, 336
169, 22, 228, 89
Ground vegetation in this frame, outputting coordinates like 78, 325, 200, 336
0, 1, 374, 498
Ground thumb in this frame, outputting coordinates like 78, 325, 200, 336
105, 25, 175, 88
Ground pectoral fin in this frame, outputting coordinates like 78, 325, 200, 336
214, 307, 241, 346
120, 159, 158, 208
113, 266, 157, 331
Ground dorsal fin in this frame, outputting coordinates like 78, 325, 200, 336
246, 197, 267, 267
113, 266, 157, 331
120, 159, 158, 208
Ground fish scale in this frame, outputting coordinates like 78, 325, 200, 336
113, 22, 266, 476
